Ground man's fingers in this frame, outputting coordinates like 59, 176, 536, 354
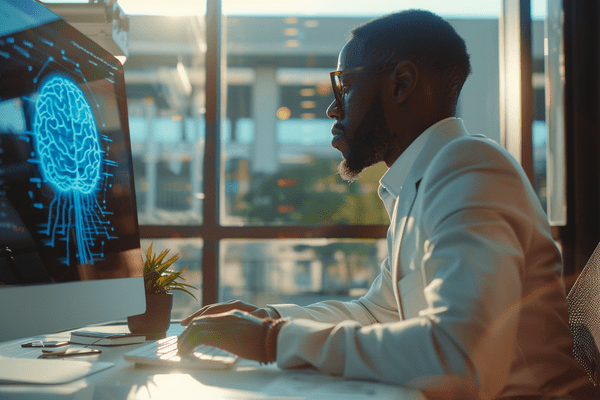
251, 307, 281, 319
180, 301, 227, 325
181, 300, 259, 326
180, 309, 207, 326
202, 301, 258, 315
176, 327, 197, 354
178, 315, 222, 354
178, 311, 268, 361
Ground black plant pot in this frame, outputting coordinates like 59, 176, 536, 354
127, 293, 173, 340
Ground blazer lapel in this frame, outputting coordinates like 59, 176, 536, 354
390, 180, 419, 320
389, 119, 470, 320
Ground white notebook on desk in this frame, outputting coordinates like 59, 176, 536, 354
70, 330, 145, 346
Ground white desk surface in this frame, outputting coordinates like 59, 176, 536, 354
0, 322, 425, 400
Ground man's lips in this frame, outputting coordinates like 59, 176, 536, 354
331, 125, 347, 155
331, 125, 344, 149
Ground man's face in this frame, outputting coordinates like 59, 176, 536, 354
327, 39, 392, 182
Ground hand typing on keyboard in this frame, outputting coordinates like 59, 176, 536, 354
177, 309, 288, 364
180, 300, 281, 326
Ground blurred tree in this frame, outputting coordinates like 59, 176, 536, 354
238, 159, 389, 225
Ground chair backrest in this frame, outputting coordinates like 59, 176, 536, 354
567, 242, 600, 386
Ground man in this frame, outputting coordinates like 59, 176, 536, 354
178, 10, 592, 399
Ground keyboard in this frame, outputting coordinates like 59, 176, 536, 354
123, 335, 238, 370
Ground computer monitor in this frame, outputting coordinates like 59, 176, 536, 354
0, 0, 146, 341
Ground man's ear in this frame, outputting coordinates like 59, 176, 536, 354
392, 60, 418, 104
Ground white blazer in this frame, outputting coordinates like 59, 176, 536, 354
271, 119, 586, 399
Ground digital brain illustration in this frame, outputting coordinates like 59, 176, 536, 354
33, 74, 111, 266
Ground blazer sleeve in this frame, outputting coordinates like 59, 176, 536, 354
275, 138, 537, 396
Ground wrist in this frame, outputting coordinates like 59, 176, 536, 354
262, 318, 289, 364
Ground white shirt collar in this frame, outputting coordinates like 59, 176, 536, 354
378, 117, 459, 205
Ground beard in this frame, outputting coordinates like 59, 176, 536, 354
337, 93, 391, 182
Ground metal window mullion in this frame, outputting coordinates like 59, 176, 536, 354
201, 0, 222, 306
140, 224, 389, 240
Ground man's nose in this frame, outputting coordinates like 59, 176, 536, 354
326, 99, 342, 120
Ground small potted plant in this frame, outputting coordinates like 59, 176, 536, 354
127, 243, 198, 339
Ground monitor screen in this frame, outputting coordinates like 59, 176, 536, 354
0, 0, 145, 340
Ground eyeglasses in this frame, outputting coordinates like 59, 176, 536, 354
329, 64, 396, 108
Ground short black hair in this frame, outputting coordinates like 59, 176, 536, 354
350, 9, 472, 109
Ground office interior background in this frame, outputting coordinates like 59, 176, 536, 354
37, 0, 600, 321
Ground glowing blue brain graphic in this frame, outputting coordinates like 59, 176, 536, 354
33, 74, 109, 266
34, 75, 101, 194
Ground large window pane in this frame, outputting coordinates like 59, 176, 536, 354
222, 16, 388, 226
220, 239, 386, 305
124, 15, 206, 226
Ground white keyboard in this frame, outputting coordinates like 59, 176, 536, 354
123, 335, 237, 370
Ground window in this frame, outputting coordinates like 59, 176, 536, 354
120, 0, 551, 318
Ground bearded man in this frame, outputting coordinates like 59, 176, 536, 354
178, 10, 593, 400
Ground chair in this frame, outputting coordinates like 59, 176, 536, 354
567, 242, 600, 386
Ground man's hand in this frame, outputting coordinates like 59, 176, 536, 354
180, 300, 280, 326
177, 310, 268, 362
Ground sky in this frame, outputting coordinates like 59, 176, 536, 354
44, 0, 549, 20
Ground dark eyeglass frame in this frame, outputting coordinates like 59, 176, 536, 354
329, 64, 397, 108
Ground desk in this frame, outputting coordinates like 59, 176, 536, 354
0, 322, 425, 400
